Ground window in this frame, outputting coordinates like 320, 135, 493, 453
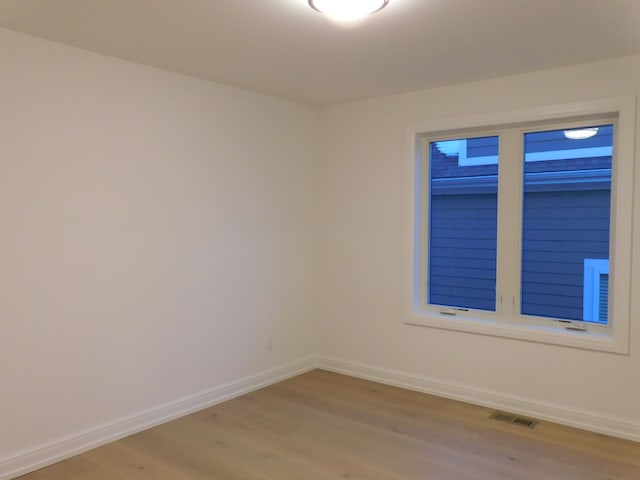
405, 98, 634, 354
428, 135, 499, 312
520, 125, 612, 323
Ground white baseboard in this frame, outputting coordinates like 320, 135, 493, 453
0, 356, 317, 480
317, 355, 640, 443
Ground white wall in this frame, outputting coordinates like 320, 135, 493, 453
3, 24, 640, 479
0, 28, 318, 470
318, 56, 640, 435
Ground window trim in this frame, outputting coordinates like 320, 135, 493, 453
403, 97, 635, 354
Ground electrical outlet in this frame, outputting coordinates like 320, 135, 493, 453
267, 336, 274, 351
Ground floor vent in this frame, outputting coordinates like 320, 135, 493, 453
489, 411, 539, 429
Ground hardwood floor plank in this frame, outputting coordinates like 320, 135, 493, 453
16, 370, 640, 480
284, 370, 640, 478
262, 379, 561, 477
223, 383, 541, 479
16, 456, 121, 480
121, 427, 269, 480
82, 441, 196, 480
169, 413, 409, 480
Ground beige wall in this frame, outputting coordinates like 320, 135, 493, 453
0, 28, 319, 464
317, 56, 640, 431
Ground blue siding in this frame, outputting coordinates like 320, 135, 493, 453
428, 192, 497, 310
520, 189, 610, 320
428, 188, 610, 318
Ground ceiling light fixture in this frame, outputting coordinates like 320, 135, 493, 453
563, 127, 599, 140
308, 0, 389, 21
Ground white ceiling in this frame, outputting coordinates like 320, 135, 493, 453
1, 0, 640, 106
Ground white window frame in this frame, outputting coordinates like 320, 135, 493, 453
403, 97, 635, 354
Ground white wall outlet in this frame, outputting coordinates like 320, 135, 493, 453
267, 336, 274, 351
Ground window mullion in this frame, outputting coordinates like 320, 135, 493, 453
495, 129, 523, 320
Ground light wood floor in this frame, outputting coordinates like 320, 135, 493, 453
17, 369, 640, 479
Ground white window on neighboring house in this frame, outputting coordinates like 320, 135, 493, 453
583, 258, 609, 324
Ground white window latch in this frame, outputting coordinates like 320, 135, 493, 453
439, 308, 469, 316
559, 320, 588, 332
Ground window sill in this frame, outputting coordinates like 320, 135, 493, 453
404, 312, 628, 355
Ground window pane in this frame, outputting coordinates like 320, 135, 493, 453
428, 136, 498, 311
521, 125, 613, 323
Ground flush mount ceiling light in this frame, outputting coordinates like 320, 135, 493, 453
563, 127, 599, 140
308, 0, 389, 21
